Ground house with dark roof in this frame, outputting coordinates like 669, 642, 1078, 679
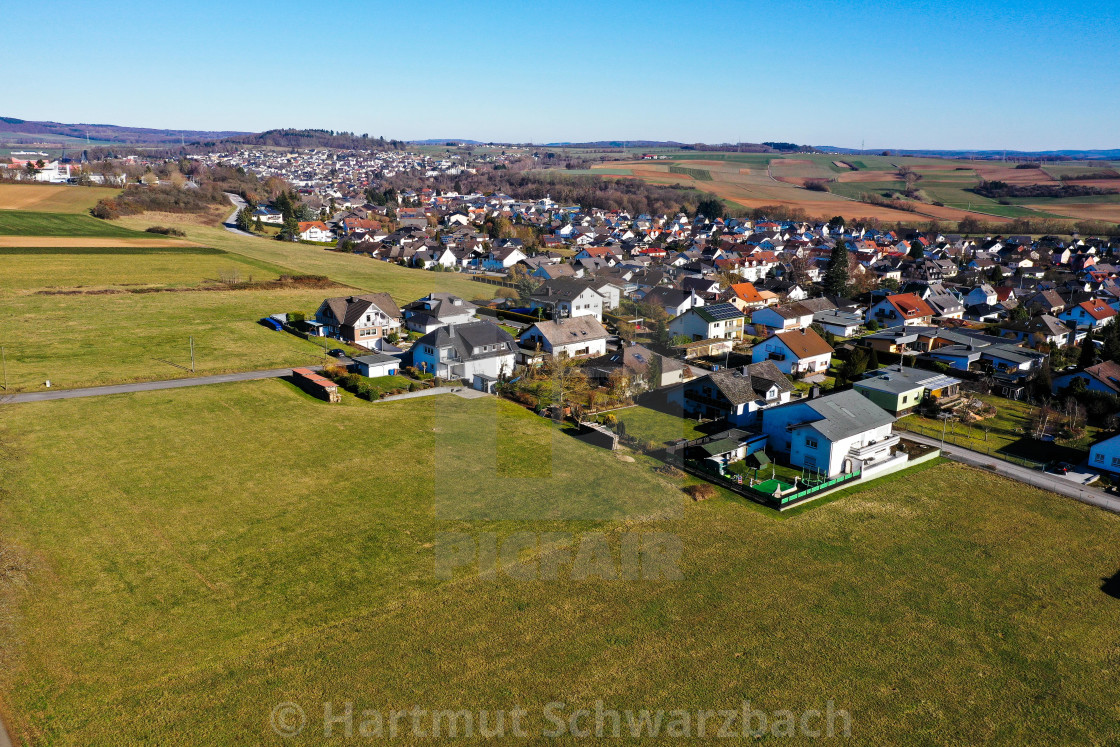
760, 389, 899, 477
997, 314, 1075, 348
313, 293, 402, 350
402, 293, 478, 334
585, 344, 689, 391
528, 277, 604, 321
666, 360, 794, 426
751, 327, 834, 376
411, 321, 516, 390
668, 303, 746, 341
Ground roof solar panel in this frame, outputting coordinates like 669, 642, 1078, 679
703, 303, 742, 321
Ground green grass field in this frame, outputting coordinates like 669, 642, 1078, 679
614, 405, 703, 445
1, 382, 1118, 743
668, 166, 713, 181
898, 394, 1102, 465
0, 246, 286, 292
116, 216, 499, 305
0, 210, 150, 238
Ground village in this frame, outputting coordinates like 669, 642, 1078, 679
223, 149, 1120, 508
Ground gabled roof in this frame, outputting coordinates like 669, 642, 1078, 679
319, 293, 401, 327
415, 321, 516, 362
771, 327, 834, 359
529, 276, 598, 302
883, 293, 935, 319
521, 316, 609, 347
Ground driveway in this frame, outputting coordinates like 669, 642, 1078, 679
378, 386, 488, 402
0, 367, 321, 405
904, 431, 1120, 515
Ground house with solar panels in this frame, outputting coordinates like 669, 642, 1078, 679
667, 302, 746, 342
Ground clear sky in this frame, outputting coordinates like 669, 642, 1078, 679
3, 0, 1117, 150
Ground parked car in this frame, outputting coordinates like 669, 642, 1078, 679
1049, 461, 1073, 475
327, 348, 347, 358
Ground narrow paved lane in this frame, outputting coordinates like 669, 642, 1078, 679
904, 431, 1120, 515
222, 192, 254, 236
0, 367, 320, 405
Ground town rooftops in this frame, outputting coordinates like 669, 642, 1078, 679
703, 360, 794, 405
415, 321, 516, 361
693, 302, 745, 324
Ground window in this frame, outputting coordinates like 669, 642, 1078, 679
1113, 456, 1120, 467
805, 437, 818, 449
805, 456, 817, 468
1095, 453, 1104, 463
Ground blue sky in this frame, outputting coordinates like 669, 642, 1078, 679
2, 0, 1117, 149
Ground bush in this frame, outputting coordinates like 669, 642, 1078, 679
356, 382, 376, 400
684, 484, 717, 501
145, 226, 187, 236
343, 373, 362, 391
408, 382, 418, 392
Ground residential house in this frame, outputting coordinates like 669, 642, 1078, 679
1089, 432, 1120, 475
518, 315, 610, 359
813, 309, 863, 337
585, 344, 688, 391
760, 389, 898, 477
724, 282, 773, 312
751, 327, 834, 376
402, 293, 478, 334
1052, 361, 1120, 396
668, 303, 746, 342
853, 366, 962, 415
866, 293, 936, 327
528, 277, 604, 321
298, 221, 335, 242
313, 293, 402, 350
667, 360, 794, 426
642, 287, 705, 317
998, 314, 1075, 348
750, 303, 815, 333
411, 321, 517, 390
1059, 298, 1117, 330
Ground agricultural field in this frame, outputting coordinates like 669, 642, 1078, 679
574, 151, 1120, 226
0, 209, 152, 238
116, 213, 500, 306
1, 382, 1119, 743
0, 183, 121, 213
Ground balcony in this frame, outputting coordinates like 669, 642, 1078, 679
848, 434, 900, 460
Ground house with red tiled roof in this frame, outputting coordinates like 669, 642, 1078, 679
297, 221, 334, 242
1059, 298, 1117, 330
866, 293, 936, 327
724, 282, 774, 312
751, 327, 834, 376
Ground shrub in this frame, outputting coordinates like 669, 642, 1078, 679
408, 382, 418, 392
684, 484, 717, 501
356, 382, 376, 400
145, 226, 187, 236
343, 373, 362, 391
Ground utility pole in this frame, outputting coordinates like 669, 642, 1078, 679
189, 336, 195, 373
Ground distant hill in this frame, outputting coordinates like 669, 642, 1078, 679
409, 139, 485, 145
221, 129, 406, 149
0, 115, 249, 145
818, 145, 1120, 161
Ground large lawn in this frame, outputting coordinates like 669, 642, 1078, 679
0, 286, 336, 390
1, 383, 1119, 743
0, 246, 289, 292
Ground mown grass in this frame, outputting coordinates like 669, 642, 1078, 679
1, 382, 1118, 743
0, 287, 335, 390
0, 247, 289, 292
614, 405, 703, 445
0, 210, 149, 238
668, 166, 713, 181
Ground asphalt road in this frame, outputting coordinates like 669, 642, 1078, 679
222, 192, 254, 236
0, 367, 320, 405
905, 431, 1120, 515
